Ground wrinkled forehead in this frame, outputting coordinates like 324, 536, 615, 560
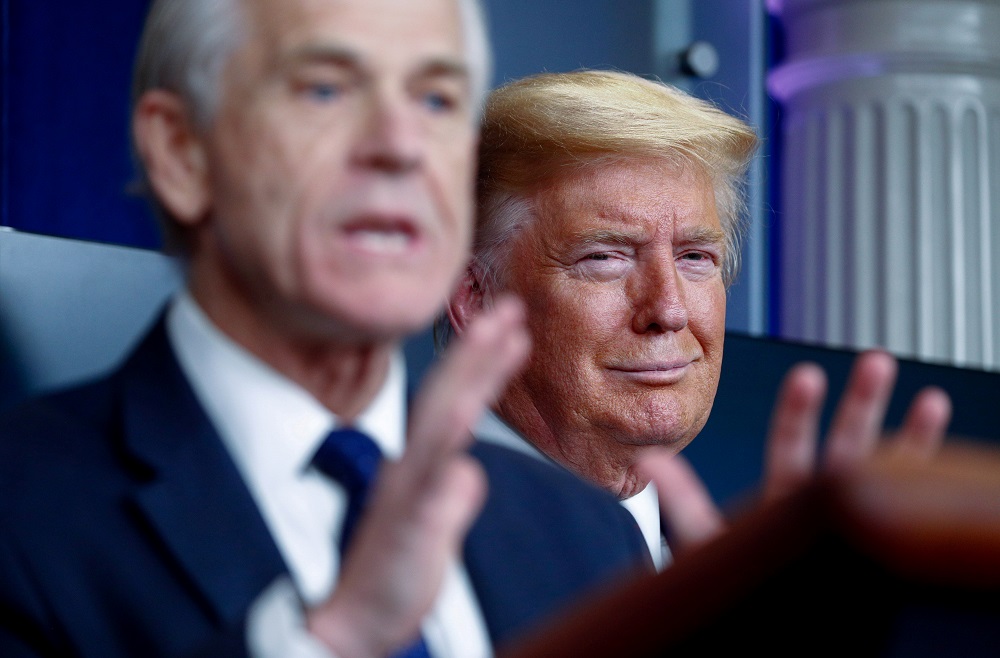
232, 0, 467, 74
537, 157, 714, 214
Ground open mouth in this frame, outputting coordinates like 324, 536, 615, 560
342, 218, 420, 255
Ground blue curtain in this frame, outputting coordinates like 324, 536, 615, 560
2, 0, 159, 248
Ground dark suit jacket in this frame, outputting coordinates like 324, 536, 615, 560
0, 320, 649, 657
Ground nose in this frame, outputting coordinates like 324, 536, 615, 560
350, 92, 423, 175
631, 257, 689, 334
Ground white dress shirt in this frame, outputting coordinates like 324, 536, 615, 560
166, 292, 492, 658
474, 411, 671, 571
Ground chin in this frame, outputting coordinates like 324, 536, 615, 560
610, 412, 703, 450
633, 396, 713, 442
307, 275, 449, 338
340, 307, 438, 343
286, 298, 433, 347
373, 292, 443, 329
619, 429, 693, 452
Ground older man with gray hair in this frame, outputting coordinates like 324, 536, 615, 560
447, 70, 952, 566
0, 4, 651, 658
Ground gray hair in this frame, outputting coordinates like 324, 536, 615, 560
131, 0, 246, 130
130, 0, 492, 247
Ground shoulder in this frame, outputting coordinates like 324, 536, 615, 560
468, 441, 646, 547
464, 442, 651, 646
470, 441, 621, 510
0, 373, 123, 482
0, 316, 174, 481
0, 319, 173, 518
0, 316, 173, 462
0, 371, 130, 650
0, 370, 143, 516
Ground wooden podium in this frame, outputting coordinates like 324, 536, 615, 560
502, 444, 1000, 657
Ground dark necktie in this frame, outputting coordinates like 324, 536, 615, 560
312, 427, 432, 658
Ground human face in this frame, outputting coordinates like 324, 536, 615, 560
496, 159, 727, 497
191, 0, 477, 345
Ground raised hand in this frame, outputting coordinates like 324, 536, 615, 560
641, 350, 952, 556
762, 351, 951, 501
307, 297, 530, 657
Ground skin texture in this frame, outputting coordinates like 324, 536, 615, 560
136, 0, 478, 417
133, 0, 534, 655
454, 158, 727, 499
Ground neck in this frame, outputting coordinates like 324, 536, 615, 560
256, 337, 393, 421
187, 277, 395, 420
494, 391, 648, 500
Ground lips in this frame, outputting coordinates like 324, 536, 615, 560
340, 216, 422, 256
607, 359, 695, 385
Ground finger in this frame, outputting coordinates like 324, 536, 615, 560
410, 455, 488, 543
307, 300, 527, 658
823, 350, 897, 473
360, 455, 487, 562
409, 295, 529, 450
891, 386, 952, 460
319, 457, 487, 656
406, 296, 530, 468
763, 362, 827, 501
637, 449, 725, 554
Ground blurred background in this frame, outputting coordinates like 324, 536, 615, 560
2, 0, 998, 504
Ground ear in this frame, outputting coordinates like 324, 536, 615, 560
446, 264, 489, 338
132, 90, 211, 226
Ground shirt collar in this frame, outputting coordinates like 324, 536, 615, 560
165, 291, 407, 482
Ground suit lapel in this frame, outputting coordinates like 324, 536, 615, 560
119, 320, 287, 626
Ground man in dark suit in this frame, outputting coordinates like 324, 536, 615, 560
0, 1, 648, 656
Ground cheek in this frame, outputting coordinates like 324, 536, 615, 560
689, 284, 727, 349
447, 192, 474, 255
432, 129, 477, 196
212, 129, 298, 232
423, 139, 476, 271
526, 284, 627, 366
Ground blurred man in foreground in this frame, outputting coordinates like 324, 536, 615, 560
446, 70, 952, 565
0, 5, 649, 657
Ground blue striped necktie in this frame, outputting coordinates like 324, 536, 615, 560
312, 427, 432, 658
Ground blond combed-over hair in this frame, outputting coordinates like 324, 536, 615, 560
474, 69, 759, 289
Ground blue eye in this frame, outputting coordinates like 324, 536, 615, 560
307, 83, 342, 102
422, 92, 453, 112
